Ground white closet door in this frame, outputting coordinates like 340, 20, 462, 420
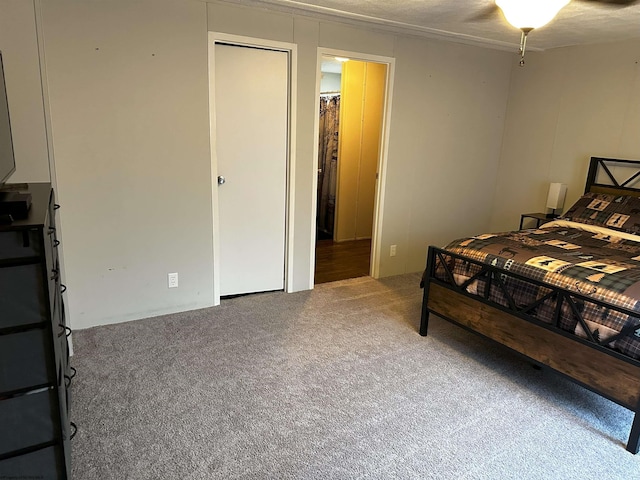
214, 43, 288, 296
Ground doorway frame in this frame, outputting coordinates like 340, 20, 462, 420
311, 48, 395, 285
208, 32, 298, 305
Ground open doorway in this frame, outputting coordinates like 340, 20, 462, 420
314, 54, 389, 285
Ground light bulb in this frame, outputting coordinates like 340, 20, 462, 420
496, 0, 570, 30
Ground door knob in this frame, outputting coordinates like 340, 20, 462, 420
217, 175, 226, 185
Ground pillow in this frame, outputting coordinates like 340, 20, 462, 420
560, 192, 640, 235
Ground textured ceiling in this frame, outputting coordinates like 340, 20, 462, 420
225, 0, 640, 51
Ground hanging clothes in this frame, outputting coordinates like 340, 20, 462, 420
317, 94, 340, 237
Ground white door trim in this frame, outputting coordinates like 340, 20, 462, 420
208, 32, 297, 305
311, 48, 395, 287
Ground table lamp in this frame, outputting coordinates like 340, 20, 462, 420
546, 182, 567, 218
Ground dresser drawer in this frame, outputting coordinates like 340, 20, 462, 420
50, 271, 61, 327
0, 264, 49, 329
0, 229, 43, 260
48, 262, 62, 314
56, 369, 71, 434
0, 329, 55, 393
54, 327, 70, 383
44, 229, 56, 297
0, 444, 66, 480
0, 388, 59, 456
46, 225, 59, 267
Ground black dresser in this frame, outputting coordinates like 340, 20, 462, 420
0, 183, 73, 479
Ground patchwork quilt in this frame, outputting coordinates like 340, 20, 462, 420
436, 219, 640, 360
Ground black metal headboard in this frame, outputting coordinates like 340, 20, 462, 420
585, 157, 640, 197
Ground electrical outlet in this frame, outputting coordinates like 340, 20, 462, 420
390, 245, 397, 257
168, 272, 179, 288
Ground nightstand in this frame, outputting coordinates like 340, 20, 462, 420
520, 212, 553, 230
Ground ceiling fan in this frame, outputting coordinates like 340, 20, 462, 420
473, 0, 640, 66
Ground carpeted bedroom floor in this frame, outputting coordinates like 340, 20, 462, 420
70, 273, 640, 479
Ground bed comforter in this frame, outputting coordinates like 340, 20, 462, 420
436, 220, 640, 360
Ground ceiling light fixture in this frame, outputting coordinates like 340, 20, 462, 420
495, 0, 570, 66
334, 57, 350, 62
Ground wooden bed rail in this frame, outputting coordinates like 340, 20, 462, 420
421, 246, 640, 364
421, 245, 640, 453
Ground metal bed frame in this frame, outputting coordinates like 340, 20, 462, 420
420, 157, 640, 453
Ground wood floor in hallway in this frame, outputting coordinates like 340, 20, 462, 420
314, 238, 371, 284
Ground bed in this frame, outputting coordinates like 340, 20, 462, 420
420, 157, 640, 453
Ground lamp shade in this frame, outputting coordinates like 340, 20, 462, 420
496, 0, 570, 30
546, 183, 567, 210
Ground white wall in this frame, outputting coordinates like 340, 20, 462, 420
386, 35, 512, 274
490, 39, 640, 232
40, 0, 213, 328
0, 0, 50, 183
6, 0, 513, 328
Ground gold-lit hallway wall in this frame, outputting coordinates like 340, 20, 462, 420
334, 60, 386, 242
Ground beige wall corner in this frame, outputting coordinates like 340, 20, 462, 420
490, 39, 640, 232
